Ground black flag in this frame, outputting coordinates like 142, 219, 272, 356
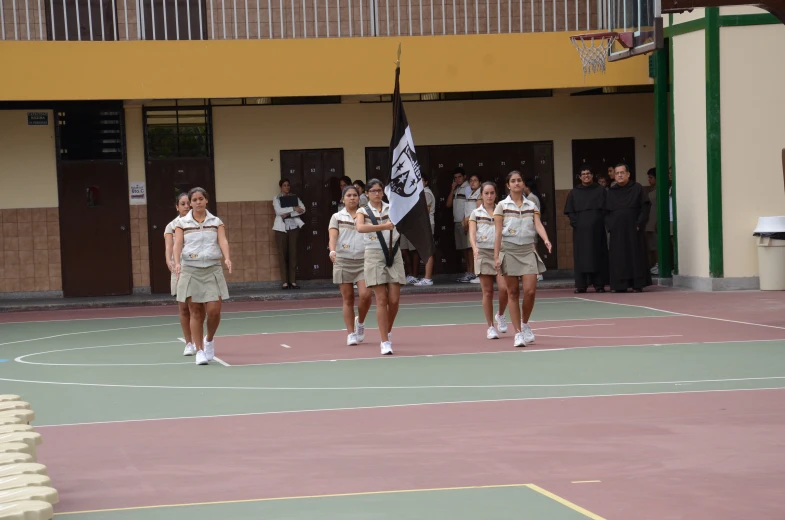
385, 64, 435, 260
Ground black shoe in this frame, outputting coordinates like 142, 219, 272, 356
595, 288, 606, 293
281, 284, 290, 290
633, 288, 643, 293
574, 289, 587, 294
291, 284, 301, 290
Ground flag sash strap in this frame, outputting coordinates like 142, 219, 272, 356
363, 204, 400, 267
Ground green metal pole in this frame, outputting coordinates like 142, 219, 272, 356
668, 35, 678, 275
654, 48, 672, 278
705, 7, 724, 278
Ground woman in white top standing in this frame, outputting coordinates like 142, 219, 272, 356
328, 185, 372, 346
173, 187, 232, 366
463, 174, 482, 284
272, 179, 306, 290
164, 192, 195, 356
356, 179, 406, 356
469, 182, 509, 339
493, 171, 552, 348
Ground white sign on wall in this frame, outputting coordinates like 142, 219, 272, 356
130, 182, 147, 205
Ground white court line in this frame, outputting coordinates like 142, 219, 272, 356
178, 338, 231, 367
5, 321, 669, 367
31, 385, 785, 429
573, 297, 785, 331
0, 298, 584, 326
281, 344, 292, 349
537, 334, 683, 339
0, 313, 678, 350
0, 374, 783, 391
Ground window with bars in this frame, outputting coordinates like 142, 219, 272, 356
144, 107, 212, 159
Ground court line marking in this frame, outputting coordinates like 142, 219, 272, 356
53, 483, 532, 516
2, 374, 783, 391
11, 336, 783, 369
0, 300, 613, 348
212, 356, 230, 367
571, 480, 602, 484
281, 344, 291, 349
574, 297, 785, 331
32, 385, 785, 429
0, 314, 680, 352
527, 483, 606, 520
0, 298, 583, 326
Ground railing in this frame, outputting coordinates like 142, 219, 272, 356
1, 0, 611, 40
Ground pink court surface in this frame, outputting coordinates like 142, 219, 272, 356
1, 287, 784, 519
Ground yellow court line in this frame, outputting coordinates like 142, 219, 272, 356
526, 484, 607, 520
572, 480, 602, 484
55, 483, 531, 516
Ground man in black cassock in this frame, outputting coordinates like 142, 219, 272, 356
564, 167, 607, 293
605, 163, 652, 292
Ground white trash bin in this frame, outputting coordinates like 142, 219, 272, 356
753, 216, 785, 291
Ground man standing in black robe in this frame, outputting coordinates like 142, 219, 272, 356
564, 167, 607, 293
605, 163, 652, 292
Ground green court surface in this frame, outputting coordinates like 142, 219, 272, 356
58, 485, 599, 520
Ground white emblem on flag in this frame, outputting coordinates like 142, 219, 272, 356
386, 127, 423, 224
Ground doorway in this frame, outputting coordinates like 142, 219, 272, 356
571, 137, 637, 185
56, 102, 133, 297
279, 149, 345, 280
366, 141, 557, 273
143, 106, 216, 294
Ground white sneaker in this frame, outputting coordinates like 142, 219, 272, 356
521, 323, 535, 344
414, 278, 433, 286
195, 350, 209, 365
183, 342, 196, 356
513, 332, 527, 348
380, 341, 393, 355
469, 276, 481, 284
495, 313, 508, 333
456, 273, 472, 282
650, 263, 659, 275
487, 326, 499, 340
354, 317, 365, 342
347, 333, 359, 346
203, 336, 215, 361
537, 274, 544, 282
388, 331, 392, 343
406, 275, 419, 284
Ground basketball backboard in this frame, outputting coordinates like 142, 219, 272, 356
605, 0, 664, 61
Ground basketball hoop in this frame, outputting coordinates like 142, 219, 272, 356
570, 32, 618, 78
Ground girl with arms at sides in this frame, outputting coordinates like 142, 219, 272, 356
328, 186, 372, 346
355, 179, 406, 356
493, 171, 552, 348
164, 192, 194, 355
173, 188, 232, 366
469, 182, 509, 339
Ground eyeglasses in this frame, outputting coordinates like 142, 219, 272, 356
368, 189, 383, 194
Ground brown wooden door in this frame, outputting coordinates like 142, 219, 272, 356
57, 161, 132, 297
145, 158, 216, 293
571, 137, 637, 185
280, 149, 344, 280
532, 142, 558, 269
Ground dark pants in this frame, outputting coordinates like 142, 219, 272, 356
575, 271, 605, 291
275, 229, 299, 284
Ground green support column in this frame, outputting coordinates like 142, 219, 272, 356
668, 36, 678, 275
654, 48, 672, 278
705, 7, 724, 278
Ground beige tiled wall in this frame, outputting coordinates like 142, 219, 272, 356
217, 200, 280, 284
130, 205, 150, 289
0, 208, 62, 293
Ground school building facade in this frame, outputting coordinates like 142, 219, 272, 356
0, 2, 781, 297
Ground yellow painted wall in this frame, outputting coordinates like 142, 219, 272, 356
0, 32, 650, 102
720, 24, 785, 278
672, 31, 710, 278
0, 110, 58, 209
212, 94, 655, 201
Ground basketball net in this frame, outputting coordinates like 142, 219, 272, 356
570, 33, 618, 78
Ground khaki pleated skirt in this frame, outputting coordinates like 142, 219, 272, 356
333, 256, 365, 284
176, 264, 230, 303
364, 248, 406, 287
500, 242, 546, 277
474, 247, 498, 276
